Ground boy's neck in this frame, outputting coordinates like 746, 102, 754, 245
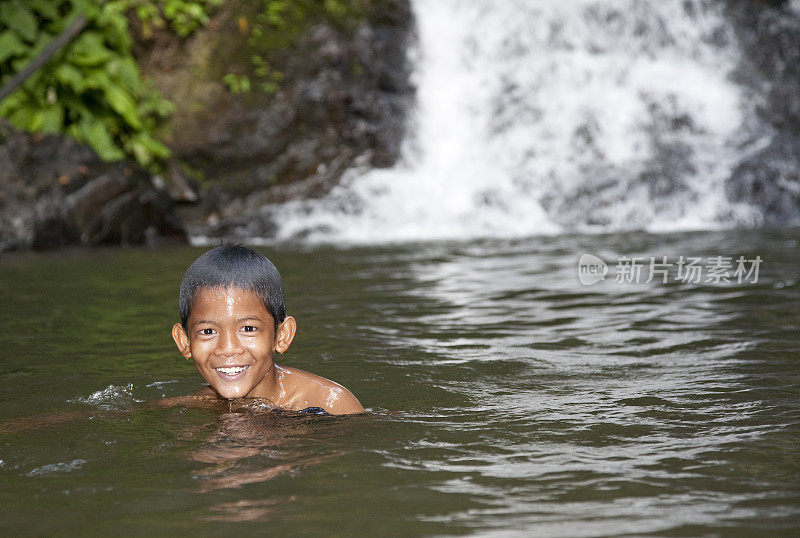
246, 362, 283, 402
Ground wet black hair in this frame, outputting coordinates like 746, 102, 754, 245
179, 245, 286, 331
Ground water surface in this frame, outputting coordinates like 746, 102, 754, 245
1, 230, 799, 535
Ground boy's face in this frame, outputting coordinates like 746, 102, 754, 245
171, 286, 296, 399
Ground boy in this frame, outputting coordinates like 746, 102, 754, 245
171, 245, 364, 415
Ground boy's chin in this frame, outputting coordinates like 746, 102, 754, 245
208, 381, 253, 400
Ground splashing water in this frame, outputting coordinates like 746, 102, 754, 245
27, 459, 86, 477
269, 0, 765, 243
70, 383, 142, 410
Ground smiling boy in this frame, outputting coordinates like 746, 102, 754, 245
171, 245, 364, 415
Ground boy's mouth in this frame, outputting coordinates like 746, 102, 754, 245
213, 365, 250, 381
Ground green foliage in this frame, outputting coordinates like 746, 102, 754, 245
221, 72, 251, 94
0, 0, 218, 169
224, 0, 361, 97
132, 0, 222, 38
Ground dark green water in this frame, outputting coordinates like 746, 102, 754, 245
1, 230, 799, 536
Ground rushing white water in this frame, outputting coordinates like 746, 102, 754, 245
271, 0, 765, 243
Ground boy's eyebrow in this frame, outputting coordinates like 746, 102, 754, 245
191, 316, 264, 327
236, 316, 264, 323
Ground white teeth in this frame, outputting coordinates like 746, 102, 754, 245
215, 366, 247, 375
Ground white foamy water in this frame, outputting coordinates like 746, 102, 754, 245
270, 0, 764, 243
70, 383, 142, 410
27, 459, 86, 477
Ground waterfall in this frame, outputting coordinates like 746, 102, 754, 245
270, 0, 766, 243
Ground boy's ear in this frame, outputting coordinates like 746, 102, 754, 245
171, 323, 192, 359
275, 316, 297, 354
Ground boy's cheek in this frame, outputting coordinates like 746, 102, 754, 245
194, 364, 214, 382
188, 338, 212, 353
191, 359, 215, 382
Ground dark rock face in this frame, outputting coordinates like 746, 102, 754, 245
151, 0, 415, 241
723, 0, 800, 225
0, 124, 187, 251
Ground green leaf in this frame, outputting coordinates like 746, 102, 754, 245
38, 103, 64, 133
8, 104, 36, 131
54, 63, 86, 91
66, 123, 81, 140
0, 30, 27, 64
135, 3, 161, 23
21, 28, 52, 61
124, 132, 170, 167
0, 91, 23, 117
29, 0, 60, 22
59, 92, 90, 122
0, 0, 38, 43
79, 118, 125, 161
106, 56, 141, 92
81, 67, 112, 90
105, 85, 142, 129
67, 31, 113, 66
222, 73, 251, 94
136, 132, 170, 159
130, 140, 150, 166
98, 2, 132, 50
71, 0, 100, 20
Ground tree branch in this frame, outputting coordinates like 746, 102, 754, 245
0, 14, 88, 103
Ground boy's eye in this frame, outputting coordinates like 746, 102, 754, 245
200, 328, 215, 336
242, 325, 257, 332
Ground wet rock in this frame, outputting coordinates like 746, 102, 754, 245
139, 0, 415, 241
163, 160, 199, 203
31, 188, 78, 250
81, 190, 144, 245
200, 214, 279, 244
725, 140, 800, 225
74, 186, 187, 247
67, 174, 131, 230
723, 0, 800, 224
138, 189, 188, 244
0, 123, 188, 251
73, 188, 184, 247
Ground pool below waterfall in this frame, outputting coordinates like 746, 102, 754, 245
1, 230, 798, 535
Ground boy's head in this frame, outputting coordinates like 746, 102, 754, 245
179, 245, 286, 331
172, 245, 297, 399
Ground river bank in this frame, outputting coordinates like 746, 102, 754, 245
0, 0, 413, 251
1, 0, 799, 250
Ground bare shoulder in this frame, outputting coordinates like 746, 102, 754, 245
278, 365, 365, 415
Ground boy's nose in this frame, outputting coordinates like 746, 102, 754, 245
215, 330, 244, 357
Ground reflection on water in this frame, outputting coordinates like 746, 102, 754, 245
0, 230, 798, 534
200, 497, 295, 523
187, 409, 339, 493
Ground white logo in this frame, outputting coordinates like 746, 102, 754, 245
578, 254, 608, 285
